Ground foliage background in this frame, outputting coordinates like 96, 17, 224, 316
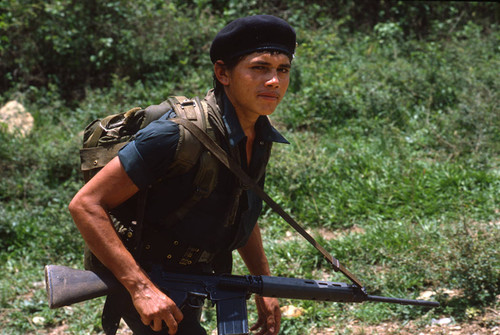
1, 1, 499, 334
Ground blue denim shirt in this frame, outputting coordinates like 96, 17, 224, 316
118, 92, 288, 254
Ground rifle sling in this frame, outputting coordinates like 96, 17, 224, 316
171, 118, 364, 288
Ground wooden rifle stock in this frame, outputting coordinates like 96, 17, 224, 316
45, 265, 118, 308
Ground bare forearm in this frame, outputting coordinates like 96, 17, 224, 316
69, 194, 151, 292
237, 223, 271, 276
239, 223, 281, 335
68, 157, 151, 293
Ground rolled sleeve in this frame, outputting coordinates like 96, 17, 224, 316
118, 118, 180, 189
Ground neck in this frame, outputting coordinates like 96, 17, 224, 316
222, 90, 259, 163
235, 110, 256, 165
222, 90, 259, 138
236, 111, 258, 138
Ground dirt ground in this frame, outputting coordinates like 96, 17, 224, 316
40, 308, 498, 335
312, 309, 499, 335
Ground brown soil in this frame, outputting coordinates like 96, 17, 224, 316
312, 309, 499, 335
38, 309, 498, 334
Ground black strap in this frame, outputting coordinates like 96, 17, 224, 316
101, 189, 148, 335
102, 292, 124, 335
133, 189, 148, 259
171, 118, 364, 288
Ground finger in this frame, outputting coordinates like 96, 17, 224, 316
172, 305, 184, 323
274, 306, 281, 334
250, 319, 264, 331
253, 319, 269, 335
151, 318, 163, 332
274, 316, 281, 335
164, 313, 179, 335
141, 315, 152, 327
266, 314, 276, 334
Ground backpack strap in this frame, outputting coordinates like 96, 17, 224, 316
160, 96, 219, 224
165, 96, 206, 176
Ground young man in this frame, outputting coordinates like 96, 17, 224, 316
69, 15, 296, 335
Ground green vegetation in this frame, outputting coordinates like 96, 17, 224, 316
1, 1, 498, 334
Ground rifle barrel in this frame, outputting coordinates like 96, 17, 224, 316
256, 276, 439, 307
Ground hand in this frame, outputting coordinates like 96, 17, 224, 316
251, 295, 281, 335
131, 284, 184, 334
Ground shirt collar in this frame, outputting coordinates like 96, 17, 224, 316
221, 92, 289, 147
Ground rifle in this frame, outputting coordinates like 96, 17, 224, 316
45, 265, 439, 335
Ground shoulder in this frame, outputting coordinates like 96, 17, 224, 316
118, 115, 182, 187
136, 116, 179, 141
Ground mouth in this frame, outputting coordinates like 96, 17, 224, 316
258, 91, 280, 100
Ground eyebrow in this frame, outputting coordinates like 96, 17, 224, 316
250, 60, 292, 68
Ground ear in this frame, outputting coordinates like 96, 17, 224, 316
214, 60, 230, 86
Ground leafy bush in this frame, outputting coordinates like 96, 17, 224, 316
279, 21, 499, 168
1, 1, 497, 102
0, 0, 218, 101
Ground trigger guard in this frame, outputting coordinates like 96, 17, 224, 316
182, 291, 207, 310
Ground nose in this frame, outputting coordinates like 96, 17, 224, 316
265, 70, 280, 88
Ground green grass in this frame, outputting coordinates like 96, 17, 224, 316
1, 16, 499, 335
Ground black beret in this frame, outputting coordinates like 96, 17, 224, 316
210, 15, 296, 64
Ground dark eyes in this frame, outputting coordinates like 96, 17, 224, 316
251, 66, 290, 73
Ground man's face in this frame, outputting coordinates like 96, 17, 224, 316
222, 52, 291, 121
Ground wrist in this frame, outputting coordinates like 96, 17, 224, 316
115, 264, 153, 294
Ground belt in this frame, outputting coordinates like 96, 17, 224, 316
141, 233, 216, 267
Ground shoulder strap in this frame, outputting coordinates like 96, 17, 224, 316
161, 96, 219, 224
163, 96, 211, 177
171, 117, 364, 288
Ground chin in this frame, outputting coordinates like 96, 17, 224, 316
257, 108, 276, 116
259, 103, 279, 115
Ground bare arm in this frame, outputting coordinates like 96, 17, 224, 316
238, 223, 281, 335
68, 157, 182, 334
238, 223, 271, 275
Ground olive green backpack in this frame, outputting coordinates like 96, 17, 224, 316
79, 94, 222, 271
